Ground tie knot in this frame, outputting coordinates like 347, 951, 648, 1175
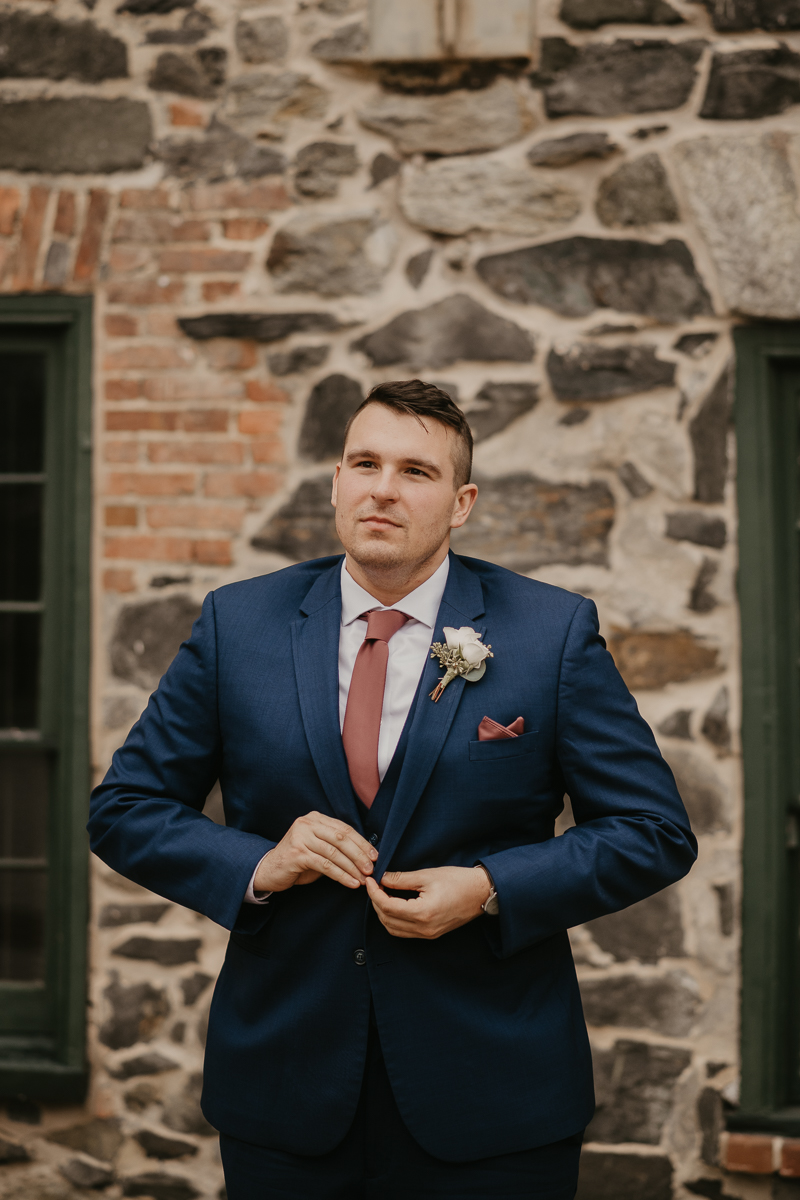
363, 608, 409, 643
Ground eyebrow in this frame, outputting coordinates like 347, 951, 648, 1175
345, 448, 442, 478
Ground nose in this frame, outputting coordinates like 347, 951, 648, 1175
370, 467, 399, 502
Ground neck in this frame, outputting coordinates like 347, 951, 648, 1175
344, 541, 449, 606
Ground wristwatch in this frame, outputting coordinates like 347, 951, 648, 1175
478, 865, 499, 916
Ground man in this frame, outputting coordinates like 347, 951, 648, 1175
89, 380, 696, 1199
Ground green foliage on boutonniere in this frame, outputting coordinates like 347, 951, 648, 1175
429, 626, 493, 702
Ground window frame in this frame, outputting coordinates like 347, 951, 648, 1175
0, 295, 92, 1102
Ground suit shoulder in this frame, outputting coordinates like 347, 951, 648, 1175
455, 555, 589, 618
210, 556, 343, 613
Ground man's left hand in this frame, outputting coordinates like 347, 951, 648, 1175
365, 866, 491, 939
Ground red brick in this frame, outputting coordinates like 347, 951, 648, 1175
252, 437, 285, 464
180, 409, 229, 432
119, 188, 174, 210
224, 218, 269, 240
105, 379, 142, 401
105, 535, 194, 562
186, 181, 291, 212
781, 1140, 800, 1177
12, 186, 49, 289
143, 376, 243, 402
104, 345, 192, 370
194, 539, 232, 565
105, 441, 139, 463
53, 190, 76, 237
238, 409, 282, 436
109, 246, 151, 274
245, 380, 289, 404
148, 440, 243, 465
144, 313, 180, 337
203, 280, 239, 301
74, 189, 110, 283
105, 505, 138, 527
158, 247, 251, 273
106, 411, 180, 432
170, 101, 206, 127
204, 470, 282, 499
103, 567, 136, 592
0, 187, 21, 237
205, 340, 257, 370
105, 313, 138, 337
113, 214, 211, 243
106, 278, 184, 306
725, 1134, 775, 1174
107, 471, 196, 496
146, 503, 244, 532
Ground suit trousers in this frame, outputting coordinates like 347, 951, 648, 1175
219, 1021, 584, 1200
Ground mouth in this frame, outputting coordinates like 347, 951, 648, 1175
359, 515, 402, 530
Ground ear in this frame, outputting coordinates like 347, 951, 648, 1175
450, 483, 478, 530
331, 463, 341, 508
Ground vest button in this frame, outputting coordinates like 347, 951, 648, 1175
369, 834, 378, 846
353, 948, 367, 966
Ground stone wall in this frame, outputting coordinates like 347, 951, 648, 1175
1, 0, 799, 1195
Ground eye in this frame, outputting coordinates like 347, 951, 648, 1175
405, 467, 428, 478
355, 459, 377, 469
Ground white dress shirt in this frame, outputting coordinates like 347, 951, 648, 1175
244, 555, 450, 903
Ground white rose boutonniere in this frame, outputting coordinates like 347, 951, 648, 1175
429, 626, 493, 702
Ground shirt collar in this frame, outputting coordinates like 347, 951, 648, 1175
340, 555, 450, 631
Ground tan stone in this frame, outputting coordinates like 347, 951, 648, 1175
609, 627, 719, 690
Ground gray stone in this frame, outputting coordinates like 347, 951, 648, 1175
576, 1151, 673, 1200
579, 969, 701, 1035
235, 16, 288, 63
60, 1154, 114, 1189
548, 343, 675, 401
534, 38, 705, 117
658, 708, 693, 739
157, 118, 286, 182
124, 1081, 160, 1113
700, 47, 800, 119
666, 511, 727, 549
100, 975, 170, 1049
118, 0, 193, 10
136, 1130, 198, 1160
476, 236, 712, 321
352, 294, 534, 370
162, 1072, 216, 1136
450, 473, 615, 572
221, 71, 328, 139
319, 0, 352, 10
43, 242, 70, 287
111, 594, 202, 692
358, 79, 532, 155
674, 136, 800, 320
311, 21, 367, 60
6, 1100, 40, 1125
295, 142, 358, 198
0, 11, 126, 82
405, 248, 433, 289
149, 48, 226, 98
99, 903, 170, 927
267, 211, 395, 297
702, 686, 730, 750
596, 153, 680, 226
466, 382, 540, 443
113, 937, 201, 966
252, 476, 340, 560
145, 10, 213, 44
713, 883, 735, 938
560, 0, 683, 25
618, 461, 653, 498
0, 98, 152, 174
401, 157, 582, 238
703, 0, 800, 29
109, 1052, 180, 1079
675, 332, 718, 358
268, 344, 330, 375
527, 131, 617, 167
588, 1040, 692, 1143
663, 746, 729, 833
170, 1021, 186, 1043
299, 374, 364, 461
698, 1085, 725, 1164
690, 365, 732, 503
370, 152, 401, 188
632, 123, 670, 139
689, 558, 719, 614
48, 1118, 124, 1162
586, 887, 684, 963
0, 1137, 30, 1163
179, 312, 340, 342
608, 627, 719, 690
587, 322, 640, 335
122, 1173, 200, 1200
560, 408, 591, 426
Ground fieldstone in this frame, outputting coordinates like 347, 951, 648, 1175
405, 248, 433, 289
596, 153, 680, 226
579, 969, 701, 1035
527, 131, 617, 167
370, 152, 401, 188
149, 49, 226, 99
136, 1130, 198, 1160
608, 627, 718, 690
547, 343, 675, 401
358, 79, 532, 155
48, 1118, 124, 1163
0, 11, 127, 82
179, 312, 340, 342
666, 511, 726, 550
99, 903, 169, 928
588, 1040, 692, 1143
700, 47, 800, 119
6, 1099, 40, 1125
702, 686, 730, 750
252, 476, 340, 560
235, 16, 288, 63
268, 344, 329, 375
689, 558, 719, 614
221, 72, 328, 139
450, 474, 615, 572
588, 887, 684, 964
111, 595, 202, 691
618, 461, 653, 498
658, 708, 693, 739
125, 1081, 160, 1113
588, 322, 640, 335
267, 211, 395, 297
311, 21, 367, 60
714, 883, 735, 937
295, 142, 358, 198
400, 158, 581, 238
43, 242, 71, 287
99, 976, 170, 1050
145, 10, 212, 45
122, 1173, 200, 1200
118, 0, 194, 10
112, 937, 201, 966
109, 1052, 180, 1079
560, 408, 591, 426
299, 374, 364, 461
0, 98, 152, 174
698, 1085, 725, 1164
533, 39, 705, 117
375, 59, 515, 94
171, 1021, 186, 1043
560, 0, 683, 26
476, 236, 712, 321
0, 1137, 30, 1163
60, 1154, 114, 1189
465, 382, 540, 443
690, 365, 732, 503
703, 0, 800, 29
1, 1168, 73, 1200
352, 294, 534, 370
576, 1151, 673, 1200
157, 119, 286, 182
162, 1072, 216, 1136
674, 136, 800, 319
662, 745, 729, 833
675, 332, 718, 358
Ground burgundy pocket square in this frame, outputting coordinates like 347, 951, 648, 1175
477, 716, 525, 741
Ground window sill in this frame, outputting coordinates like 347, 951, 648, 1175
720, 1127, 800, 1177
0, 1057, 87, 1103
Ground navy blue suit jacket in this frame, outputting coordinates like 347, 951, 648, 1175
88, 552, 696, 1161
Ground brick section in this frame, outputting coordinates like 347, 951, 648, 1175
106, 472, 196, 496
204, 470, 282, 498
185, 181, 291, 212
245, 380, 289, 404
105, 442, 139, 463
104, 535, 231, 565
723, 1134, 777, 1174
142, 376, 243, 402
74, 189, 110, 283
238, 410, 283, 436
11, 186, 49, 289
170, 101, 206, 127
147, 440, 244, 464
106, 379, 142, 400
146, 503, 245, 532
0, 187, 21, 236
105, 314, 138, 337
223, 218, 269, 239
109, 246, 151, 274
203, 281, 240, 300
158, 248, 250, 273
53, 191, 76, 237
252, 438, 285, 464
113, 215, 211, 243
144, 313, 180, 337
204, 340, 257, 370
105, 505, 138, 527
106, 410, 228, 433
103, 568, 136, 592
104, 345, 192, 370
107, 279, 184, 305
119, 189, 175, 210
780, 1140, 800, 1177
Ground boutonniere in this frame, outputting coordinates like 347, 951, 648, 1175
429, 627, 493, 702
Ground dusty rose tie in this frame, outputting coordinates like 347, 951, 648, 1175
342, 609, 409, 808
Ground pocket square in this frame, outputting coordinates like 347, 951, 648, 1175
478, 716, 525, 741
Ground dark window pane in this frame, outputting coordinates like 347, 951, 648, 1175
0, 870, 46, 981
0, 612, 40, 729
0, 753, 48, 860
0, 483, 42, 601
0, 354, 46, 474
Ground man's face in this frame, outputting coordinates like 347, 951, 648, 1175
331, 404, 477, 575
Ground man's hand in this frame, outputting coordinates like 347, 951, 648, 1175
254, 812, 378, 893
365, 866, 491, 939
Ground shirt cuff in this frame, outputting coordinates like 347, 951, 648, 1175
244, 850, 273, 904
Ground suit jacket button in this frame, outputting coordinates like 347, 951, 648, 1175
369, 834, 379, 846
353, 948, 367, 966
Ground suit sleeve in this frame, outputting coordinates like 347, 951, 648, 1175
479, 597, 697, 958
87, 591, 275, 932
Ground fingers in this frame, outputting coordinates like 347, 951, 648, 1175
366, 877, 418, 917
285, 813, 377, 890
381, 870, 428, 891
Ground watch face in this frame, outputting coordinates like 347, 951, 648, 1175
483, 891, 499, 916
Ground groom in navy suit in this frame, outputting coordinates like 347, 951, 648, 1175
89, 380, 696, 1199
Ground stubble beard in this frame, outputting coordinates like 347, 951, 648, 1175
337, 510, 449, 586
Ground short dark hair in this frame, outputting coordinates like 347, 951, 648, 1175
342, 379, 473, 489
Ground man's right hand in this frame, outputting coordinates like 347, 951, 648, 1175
253, 812, 378, 893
